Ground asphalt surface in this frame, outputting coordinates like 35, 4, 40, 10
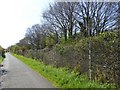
0, 53, 55, 88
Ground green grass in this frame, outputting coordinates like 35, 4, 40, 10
12, 54, 116, 88
0, 56, 3, 64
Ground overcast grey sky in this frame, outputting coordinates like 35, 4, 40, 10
0, 0, 53, 49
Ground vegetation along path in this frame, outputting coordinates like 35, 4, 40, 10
1, 53, 54, 88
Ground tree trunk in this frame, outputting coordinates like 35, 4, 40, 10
88, 38, 92, 81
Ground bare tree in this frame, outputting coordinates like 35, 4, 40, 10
43, 2, 78, 41
74, 2, 118, 37
116, 1, 120, 30
73, 1, 118, 81
25, 24, 46, 50
41, 23, 61, 44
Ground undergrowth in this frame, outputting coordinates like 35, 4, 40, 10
12, 54, 116, 88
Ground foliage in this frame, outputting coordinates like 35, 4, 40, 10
10, 31, 120, 87
3, 1, 120, 88
0, 46, 6, 58
51, 31, 119, 87
13, 54, 116, 88
0, 56, 4, 64
0, 46, 5, 63
45, 35, 57, 48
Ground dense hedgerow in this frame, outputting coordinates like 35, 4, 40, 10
13, 54, 116, 88
11, 31, 120, 87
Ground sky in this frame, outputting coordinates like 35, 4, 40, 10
0, 0, 119, 49
0, 0, 54, 49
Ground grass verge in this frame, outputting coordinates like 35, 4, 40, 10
12, 53, 115, 88
0, 56, 4, 64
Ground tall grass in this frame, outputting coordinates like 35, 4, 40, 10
13, 54, 115, 88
